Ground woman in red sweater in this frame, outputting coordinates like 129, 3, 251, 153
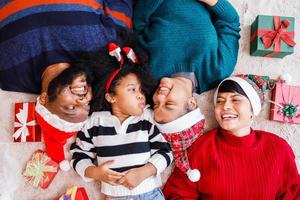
163, 75, 300, 199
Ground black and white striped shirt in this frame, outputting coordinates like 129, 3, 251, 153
71, 107, 173, 196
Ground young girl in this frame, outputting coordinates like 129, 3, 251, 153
163, 75, 300, 199
71, 42, 173, 199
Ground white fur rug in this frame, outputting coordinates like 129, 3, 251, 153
0, 0, 300, 199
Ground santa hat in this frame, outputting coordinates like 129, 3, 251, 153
156, 108, 205, 182
214, 74, 277, 116
35, 97, 86, 171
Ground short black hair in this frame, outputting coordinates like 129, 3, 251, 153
47, 63, 93, 102
218, 80, 248, 98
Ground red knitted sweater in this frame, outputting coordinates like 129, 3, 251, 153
163, 128, 300, 200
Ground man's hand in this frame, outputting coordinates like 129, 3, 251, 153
85, 160, 125, 185
199, 0, 218, 6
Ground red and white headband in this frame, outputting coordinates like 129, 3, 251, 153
105, 42, 139, 93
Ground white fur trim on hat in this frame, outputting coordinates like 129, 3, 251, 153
213, 77, 262, 116
35, 97, 86, 132
155, 108, 204, 133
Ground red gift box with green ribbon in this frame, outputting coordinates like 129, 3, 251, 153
269, 83, 300, 123
23, 150, 59, 189
250, 15, 296, 58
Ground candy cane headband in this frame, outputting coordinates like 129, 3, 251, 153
105, 43, 139, 93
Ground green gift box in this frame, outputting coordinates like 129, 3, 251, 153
250, 15, 296, 58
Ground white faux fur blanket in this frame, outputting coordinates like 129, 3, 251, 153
0, 0, 299, 199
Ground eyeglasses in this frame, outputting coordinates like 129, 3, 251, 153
62, 85, 89, 101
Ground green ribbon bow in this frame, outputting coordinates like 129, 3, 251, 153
281, 103, 298, 118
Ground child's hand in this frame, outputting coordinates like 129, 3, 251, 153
198, 0, 218, 6
85, 160, 125, 185
118, 163, 157, 190
118, 167, 145, 189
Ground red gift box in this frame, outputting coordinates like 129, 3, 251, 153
54, 186, 89, 200
23, 150, 59, 189
13, 102, 42, 142
269, 83, 300, 123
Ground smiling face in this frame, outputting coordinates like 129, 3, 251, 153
45, 74, 92, 123
153, 77, 196, 123
106, 73, 146, 122
214, 92, 253, 137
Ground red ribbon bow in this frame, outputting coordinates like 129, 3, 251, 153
250, 16, 296, 57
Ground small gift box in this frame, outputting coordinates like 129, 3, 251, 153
13, 102, 42, 142
23, 150, 59, 189
54, 186, 89, 200
269, 83, 300, 123
250, 15, 296, 58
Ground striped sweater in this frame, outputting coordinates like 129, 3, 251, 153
0, 0, 133, 93
71, 107, 173, 196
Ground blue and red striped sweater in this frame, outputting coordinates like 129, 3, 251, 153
0, 0, 133, 93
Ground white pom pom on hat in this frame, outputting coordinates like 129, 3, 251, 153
187, 169, 201, 182
59, 160, 71, 171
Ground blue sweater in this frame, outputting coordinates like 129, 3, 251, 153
0, 0, 133, 93
134, 0, 240, 93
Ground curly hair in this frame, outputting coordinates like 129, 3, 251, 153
78, 31, 157, 113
